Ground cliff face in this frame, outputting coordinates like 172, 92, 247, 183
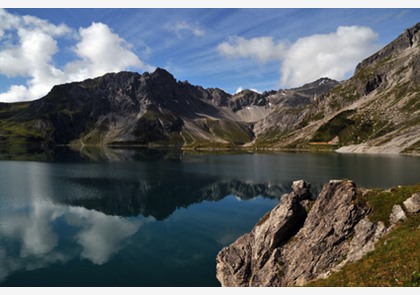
215, 179, 420, 287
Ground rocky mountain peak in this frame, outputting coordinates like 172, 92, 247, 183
355, 22, 420, 73
149, 67, 177, 83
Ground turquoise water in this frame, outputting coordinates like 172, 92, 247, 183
0, 149, 419, 286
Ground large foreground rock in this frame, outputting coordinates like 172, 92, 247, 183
216, 180, 387, 287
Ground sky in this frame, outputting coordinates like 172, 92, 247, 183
0, 7, 419, 102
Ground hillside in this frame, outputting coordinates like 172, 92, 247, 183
1, 22, 419, 154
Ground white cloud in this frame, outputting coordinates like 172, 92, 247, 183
218, 26, 379, 88
280, 26, 379, 87
0, 8, 20, 37
0, 23, 68, 101
21, 15, 71, 36
235, 87, 243, 94
0, 10, 153, 103
64, 22, 153, 82
218, 36, 287, 63
235, 87, 261, 94
168, 21, 205, 38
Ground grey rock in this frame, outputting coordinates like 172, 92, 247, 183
216, 182, 310, 287
291, 180, 312, 200
280, 180, 365, 286
389, 204, 407, 225
403, 193, 420, 213
216, 179, 379, 287
334, 217, 386, 271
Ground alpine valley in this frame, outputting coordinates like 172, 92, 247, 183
1, 22, 419, 155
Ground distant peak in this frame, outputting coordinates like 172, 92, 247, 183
151, 67, 175, 79
296, 77, 338, 90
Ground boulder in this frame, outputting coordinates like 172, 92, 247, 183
403, 193, 420, 213
389, 204, 407, 225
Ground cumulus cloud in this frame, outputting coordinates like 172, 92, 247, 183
218, 26, 379, 88
280, 26, 379, 87
64, 22, 152, 82
0, 9, 152, 102
218, 36, 287, 63
0, 8, 21, 37
168, 21, 205, 38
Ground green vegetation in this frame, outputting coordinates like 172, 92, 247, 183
206, 119, 253, 145
0, 119, 50, 146
328, 84, 360, 106
365, 184, 420, 226
254, 128, 287, 146
311, 109, 396, 146
308, 215, 420, 286
308, 183, 420, 287
311, 110, 356, 143
402, 91, 420, 112
353, 56, 392, 84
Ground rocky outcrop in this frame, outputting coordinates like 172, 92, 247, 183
216, 180, 388, 287
216, 180, 311, 287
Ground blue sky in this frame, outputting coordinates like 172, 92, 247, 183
1, 8, 419, 102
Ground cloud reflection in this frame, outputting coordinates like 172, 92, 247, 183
0, 201, 151, 283
65, 207, 142, 264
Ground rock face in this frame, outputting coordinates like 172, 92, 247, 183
216, 180, 387, 287
216, 180, 311, 287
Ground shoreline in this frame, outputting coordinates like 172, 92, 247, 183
1, 142, 419, 157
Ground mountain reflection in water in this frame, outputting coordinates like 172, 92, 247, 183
1, 147, 419, 286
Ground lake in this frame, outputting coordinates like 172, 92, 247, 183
0, 148, 419, 286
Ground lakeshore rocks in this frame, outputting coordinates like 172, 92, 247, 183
216, 179, 387, 287
389, 204, 407, 225
403, 193, 420, 213
215, 180, 311, 287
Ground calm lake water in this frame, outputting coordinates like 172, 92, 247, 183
0, 148, 419, 286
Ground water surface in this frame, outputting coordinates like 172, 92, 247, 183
1, 148, 419, 286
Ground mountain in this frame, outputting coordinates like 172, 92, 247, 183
1, 22, 419, 154
272, 22, 420, 154
0, 69, 338, 149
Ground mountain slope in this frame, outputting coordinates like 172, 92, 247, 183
0, 69, 337, 149
268, 22, 420, 154
1, 22, 419, 154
